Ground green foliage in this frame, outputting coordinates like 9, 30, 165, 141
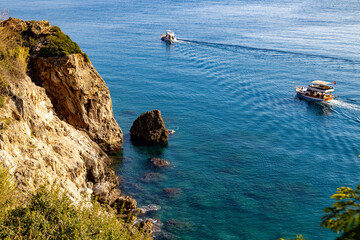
39, 26, 90, 62
22, 36, 37, 48
0, 95, 4, 108
321, 185, 360, 240
0, 185, 150, 239
0, 44, 29, 78
51, 25, 61, 33
82, 52, 90, 62
0, 163, 17, 218
39, 29, 82, 58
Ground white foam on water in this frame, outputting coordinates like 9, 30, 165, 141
329, 99, 360, 123
140, 204, 161, 212
329, 99, 360, 112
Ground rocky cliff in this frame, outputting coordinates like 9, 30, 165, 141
0, 18, 123, 203
29, 54, 123, 153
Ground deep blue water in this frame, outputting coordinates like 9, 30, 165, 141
5, 0, 360, 239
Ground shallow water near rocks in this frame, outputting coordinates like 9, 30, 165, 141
7, 0, 360, 239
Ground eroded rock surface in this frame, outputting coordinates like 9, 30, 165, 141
130, 110, 168, 144
0, 75, 118, 202
0, 18, 124, 204
29, 54, 123, 153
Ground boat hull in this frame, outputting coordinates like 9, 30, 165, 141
161, 37, 175, 44
296, 92, 332, 102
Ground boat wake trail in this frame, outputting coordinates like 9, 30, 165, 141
178, 39, 360, 64
330, 100, 360, 112
330, 99, 360, 123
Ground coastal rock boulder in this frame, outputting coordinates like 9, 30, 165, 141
137, 219, 154, 235
26, 20, 51, 36
130, 110, 168, 144
113, 195, 137, 213
92, 182, 121, 204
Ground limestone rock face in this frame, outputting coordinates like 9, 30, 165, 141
113, 195, 138, 221
26, 20, 51, 36
0, 18, 51, 36
0, 17, 27, 32
130, 110, 168, 144
0, 75, 118, 202
29, 54, 123, 153
138, 220, 154, 235
0, 18, 124, 204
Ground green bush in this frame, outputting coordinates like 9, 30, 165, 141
321, 185, 360, 240
0, 163, 17, 218
39, 30, 82, 58
0, 95, 4, 108
82, 52, 90, 63
38, 26, 90, 62
0, 184, 150, 239
51, 25, 61, 33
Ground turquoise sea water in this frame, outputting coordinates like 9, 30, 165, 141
6, 0, 360, 239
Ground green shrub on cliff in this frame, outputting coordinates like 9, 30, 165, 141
39, 27, 82, 57
0, 185, 150, 239
38, 25, 90, 62
0, 96, 4, 108
0, 163, 17, 218
0, 20, 29, 80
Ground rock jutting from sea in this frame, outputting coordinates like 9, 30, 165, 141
130, 109, 169, 144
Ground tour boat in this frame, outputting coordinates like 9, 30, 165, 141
295, 80, 334, 102
161, 31, 177, 44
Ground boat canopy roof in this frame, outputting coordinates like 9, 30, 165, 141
312, 80, 331, 86
308, 86, 334, 93
166, 30, 175, 36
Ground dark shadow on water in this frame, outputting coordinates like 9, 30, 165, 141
306, 101, 333, 116
130, 136, 168, 156
108, 149, 125, 168
296, 96, 334, 116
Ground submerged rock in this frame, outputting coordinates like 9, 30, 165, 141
163, 188, 182, 197
142, 172, 163, 182
130, 110, 168, 144
149, 157, 171, 168
165, 220, 194, 231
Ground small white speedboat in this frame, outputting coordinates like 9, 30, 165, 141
161, 30, 177, 44
295, 80, 335, 102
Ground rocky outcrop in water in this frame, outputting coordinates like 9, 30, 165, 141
149, 157, 171, 168
130, 110, 168, 144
